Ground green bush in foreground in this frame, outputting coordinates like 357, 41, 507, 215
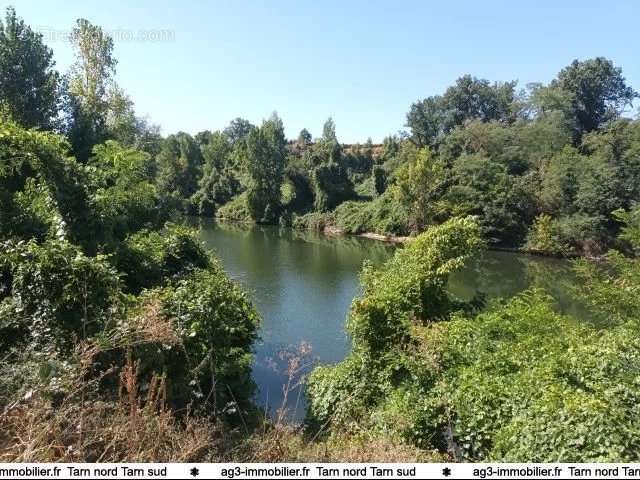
307, 216, 484, 428
308, 211, 640, 461
156, 266, 260, 415
428, 291, 640, 461
114, 223, 210, 293
0, 238, 122, 353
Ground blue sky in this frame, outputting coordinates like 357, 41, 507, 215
4, 0, 639, 142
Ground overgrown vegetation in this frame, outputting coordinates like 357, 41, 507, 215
142, 55, 639, 257
306, 212, 640, 462
2, 5, 640, 463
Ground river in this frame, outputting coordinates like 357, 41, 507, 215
194, 219, 586, 422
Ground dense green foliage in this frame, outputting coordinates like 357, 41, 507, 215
0, 238, 122, 353
307, 211, 640, 461
0, 7, 59, 129
1, 8, 639, 257
157, 266, 259, 411
242, 114, 287, 223
3, 5, 640, 462
406, 75, 518, 147
1, 67, 259, 425
0, 123, 259, 416
307, 217, 484, 426
114, 224, 210, 293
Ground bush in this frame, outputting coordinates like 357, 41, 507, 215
11, 178, 64, 241
292, 211, 333, 231
114, 223, 210, 293
307, 217, 483, 427
157, 266, 260, 414
309, 210, 640, 461
333, 193, 409, 236
0, 119, 95, 251
525, 213, 604, 256
217, 192, 253, 222
0, 239, 122, 353
525, 213, 567, 255
433, 292, 640, 461
312, 163, 355, 212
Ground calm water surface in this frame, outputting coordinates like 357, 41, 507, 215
194, 219, 585, 421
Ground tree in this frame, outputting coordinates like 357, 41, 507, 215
0, 7, 59, 129
550, 58, 637, 141
132, 117, 163, 156
406, 75, 518, 147
105, 84, 138, 145
373, 165, 386, 196
155, 132, 203, 210
242, 113, 286, 222
0, 118, 97, 251
443, 75, 517, 129
194, 129, 212, 148
297, 128, 312, 145
224, 117, 254, 145
68, 19, 116, 112
192, 131, 239, 215
406, 96, 445, 147
63, 18, 117, 161
88, 140, 166, 244
322, 117, 337, 143
380, 135, 400, 164
394, 146, 447, 231
311, 162, 354, 211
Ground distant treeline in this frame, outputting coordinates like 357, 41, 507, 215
1, 7, 639, 256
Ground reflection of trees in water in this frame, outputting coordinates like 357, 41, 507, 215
198, 217, 254, 238
450, 251, 530, 300
450, 251, 581, 305
195, 218, 395, 271
451, 250, 594, 322
524, 257, 572, 292
525, 258, 597, 323
290, 228, 396, 263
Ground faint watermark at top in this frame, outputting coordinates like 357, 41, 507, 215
37, 26, 176, 43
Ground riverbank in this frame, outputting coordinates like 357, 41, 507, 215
321, 225, 603, 259
212, 216, 601, 259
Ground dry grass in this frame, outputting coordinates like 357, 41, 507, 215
0, 353, 216, 462
0, 305, 441, 463
126, 301, 180, 346
241, 425, 441, 462
0, 303, 215, 462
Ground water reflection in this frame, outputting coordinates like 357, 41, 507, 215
193, 219, 587, 421
195, 219, 394, 421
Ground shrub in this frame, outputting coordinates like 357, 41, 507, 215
0, 238, 122, 353
307, 217, 483, 428
292, 211, 333, 231
526, 213, 604, 256
217, 192, 253, 222
312, 163, 355, 212
157, 266, 260, 415
613, 206, 640, 254
333, 193, 409, 236
114, 223, 209, 293
0, 119, 95, 250
433, 292, 640, 461
525, 213, 567, 255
